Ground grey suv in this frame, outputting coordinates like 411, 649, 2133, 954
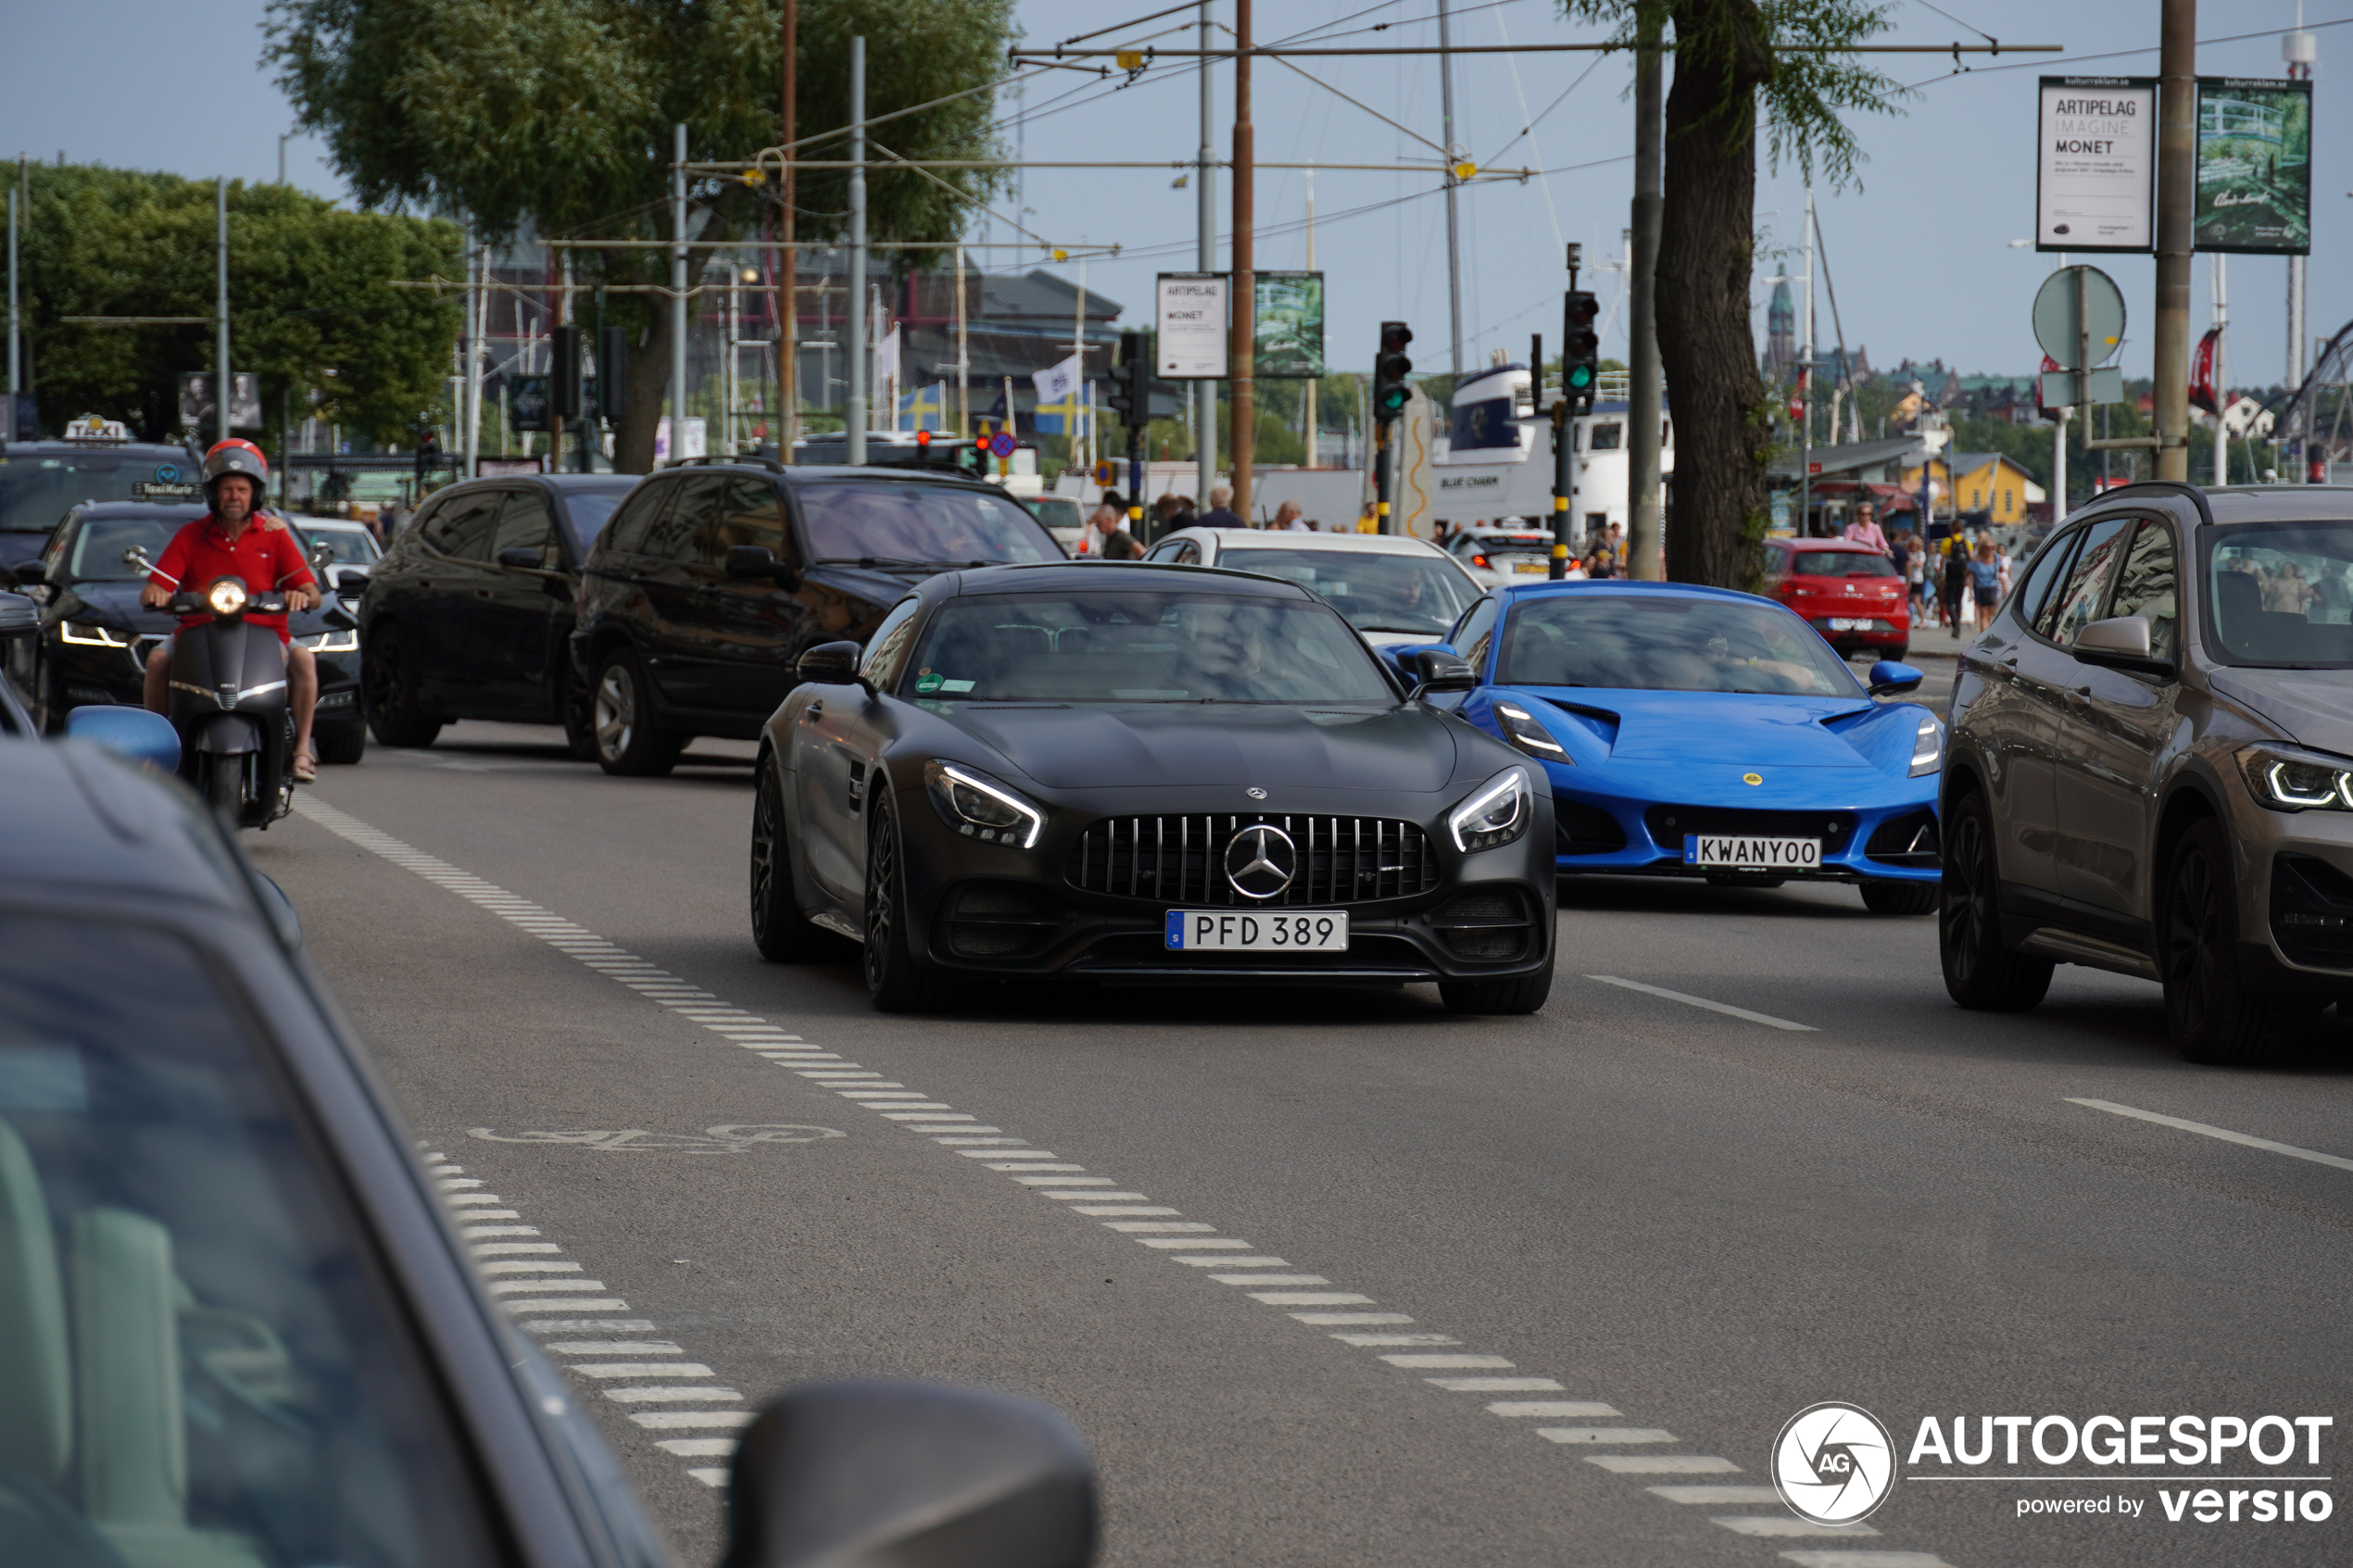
1941, 482, 2353, 1062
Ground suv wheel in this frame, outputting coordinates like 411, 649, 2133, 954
361, 624, 442, 747
1939, 790, 2053, 1010
2162, 818, 2295, 1064
591, 648, 685, 777
862, 794, 940, 1012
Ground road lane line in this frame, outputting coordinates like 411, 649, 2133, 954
1586, 975, 1818, 1032
2066, 1098, 2353, 1173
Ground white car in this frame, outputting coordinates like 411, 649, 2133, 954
1442, 524, 1566, 587
290, 516, 383, 597
1141, 526, 1482, 647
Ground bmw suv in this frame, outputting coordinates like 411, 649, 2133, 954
1940, 481, 2353, 1062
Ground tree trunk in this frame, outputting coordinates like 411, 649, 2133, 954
1657, 0, 1775, 589
616, 305, 670, 474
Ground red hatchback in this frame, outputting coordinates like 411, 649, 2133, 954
1763, 537, 1911, 659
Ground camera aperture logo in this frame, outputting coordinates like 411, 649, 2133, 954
1775, 1402, 1898, 1525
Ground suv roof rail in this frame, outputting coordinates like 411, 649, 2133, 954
662, 454, 790, 474
2074, 477, 2214, 528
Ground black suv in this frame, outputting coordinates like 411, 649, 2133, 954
358, 473, 638, 754
568, 459, 1063, 775
0, 438, 205, 573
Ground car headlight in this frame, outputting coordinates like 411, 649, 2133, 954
1493, 700, 1569, 762
60, 621, 130, 646
1909, 713, 1943, 777
925, 759, 1047, 848
205, 579, 249, 617
1447, 765, 1533, 853
296, 628, 359, 652
2237, 744, 2353, 812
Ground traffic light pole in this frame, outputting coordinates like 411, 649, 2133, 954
1374, 423, 1391, 537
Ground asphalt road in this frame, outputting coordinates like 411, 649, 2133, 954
258, 708, 2353, 1568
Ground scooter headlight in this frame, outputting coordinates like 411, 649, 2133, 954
206, 579, 249, 617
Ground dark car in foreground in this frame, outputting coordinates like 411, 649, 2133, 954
0, 436, 203, 572
0, 733, 1101, 1568
571, 458, 1063, 776
358, 473, 638, 756
1943, 482, 2353, 1064
12, 501, 366, 760
750, 560, 1557, 1014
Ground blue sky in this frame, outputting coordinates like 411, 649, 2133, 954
3, 0, 2343, 389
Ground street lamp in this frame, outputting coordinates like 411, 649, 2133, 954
278, 132, 296, 186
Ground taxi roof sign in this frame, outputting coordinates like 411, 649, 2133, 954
64, 415, 132, 444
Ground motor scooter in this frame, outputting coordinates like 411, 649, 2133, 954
126, 548, 296, 828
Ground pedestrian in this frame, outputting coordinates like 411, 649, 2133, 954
1585, 547, 1619, 581
1151, 493, 1190, 543
1888, 525, 1910, 591
1903, 529, 1928, 617
1604, 521, 1627, 571
1090, 495, 1144, 560
1940, 533, 1969, 635
1199, 485, 1245, 530
1360, 501, 1381, 534
1080, 490, 1127, 558
1842, 501, 1890, 556
1967, 540, 2002, 631
1275, 500, 1311, 533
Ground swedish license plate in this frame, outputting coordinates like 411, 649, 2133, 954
1684, 835, 1821, 870
1512, 559, 1550, 575
1164, 909, 1350, 950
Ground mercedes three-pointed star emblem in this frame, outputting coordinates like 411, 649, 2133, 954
1224, 823, 1297, 900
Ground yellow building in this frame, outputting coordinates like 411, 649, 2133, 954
1906, 451, 2045, 526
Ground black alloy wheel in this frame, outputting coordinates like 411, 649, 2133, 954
590, 648, 686, 777
751, 755, 841, 962
361, 624, 442, 747
862, 793, 940, 1013
1938, 790, 2053, 1010
1439, 947, 1555, 1015
559, 659, 598, 761
1861, 878, 1939, 916
315, 724, 367, 765
2162, 818, 2299, 1064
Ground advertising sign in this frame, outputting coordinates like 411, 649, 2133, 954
2035, 77, 2156, 252
509, 377, 551, 432
1155, 273, 1228, 380
178, 372, 264, 431
1252, 271, 1326, 380
2195, 77, 2313, 254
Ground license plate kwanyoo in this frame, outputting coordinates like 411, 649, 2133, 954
1164, 910, 1351, 950
1684, 835, 1821, 870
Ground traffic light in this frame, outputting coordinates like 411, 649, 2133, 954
1561, 291, 1600, 408
598, 327, 629, 422
1374, 321, 1414, 425
1106, 330, 1150, 431
549, 327, 583, 420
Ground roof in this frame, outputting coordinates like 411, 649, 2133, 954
1766, 435, 1926, 481
0, 740, 258, 913
70, 501, 207, 519
1495, 578, 1768, 607
946, 560, 1314, 599
1196, 530, 1449, 558
1945, 451, 2034, 477
1772, 535, 1893, 552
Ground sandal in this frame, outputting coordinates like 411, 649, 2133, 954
292, 750, 318, 784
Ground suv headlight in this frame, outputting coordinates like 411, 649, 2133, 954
925, 760, 1046, 847
60, 621, 130, 646
1493, 700, 1569, 762
296, 628, 359, 652
2237, 744, 2353, 812
1909, 713, 1944, 777
1447, 765, 1534, 853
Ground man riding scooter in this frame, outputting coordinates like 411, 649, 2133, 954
138, 440, 322, 781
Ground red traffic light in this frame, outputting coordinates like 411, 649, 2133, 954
915, 429, 932, 447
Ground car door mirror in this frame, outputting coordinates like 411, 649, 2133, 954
2072, 614, 2174, 677
795, 640, 863, 686
64, 706, 182, 771
334, 568, 371, 594
721, 1382, 1096, 1568
728, 543, 800, 590
0, 589, 36, 640
1411, 648, 1478, 695
495, 546, 545, 571
1866, 659, 1924, 696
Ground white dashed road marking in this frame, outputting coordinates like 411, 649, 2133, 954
2065, 1097, 2353, 1174
1586, 975, 1818, 1032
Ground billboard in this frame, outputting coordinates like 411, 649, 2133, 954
1155, 273, 1228, 380
1252, 271, 1326, 379
2035, 78, 2156, 252
178, 372, 263, 431
2195, 77, 2313, 254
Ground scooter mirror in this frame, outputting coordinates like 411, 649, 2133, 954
65, 707, 182, 774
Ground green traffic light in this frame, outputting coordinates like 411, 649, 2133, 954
1566, 365, 1595, 390
1378, 389, 1410, 411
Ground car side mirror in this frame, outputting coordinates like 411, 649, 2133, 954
495, 546, 547, 571
2072, 614, 2174, 678
65, 707, 182, 773
721, 1382, 1096, 1568
728, 543, 800, 588
6, 560, 44, 589
795, 640, 863, 687
1411, 647, 1478, 695
333, 568, 371, 594
1866, 659, 1924, 696
0, 589, 37, 640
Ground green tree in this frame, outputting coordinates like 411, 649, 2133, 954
1564, 0, 1904, 587
15, 165, 459, 447
267, 0, 1013, 471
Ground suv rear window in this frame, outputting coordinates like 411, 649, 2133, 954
796, 481, 1058, 566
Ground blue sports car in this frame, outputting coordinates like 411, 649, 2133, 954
1384, 580, 1944, 915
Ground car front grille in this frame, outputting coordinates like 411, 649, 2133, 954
1865, 809, 1940, 869
1642, 806, 1857, 858
1067, 814, 1440, 906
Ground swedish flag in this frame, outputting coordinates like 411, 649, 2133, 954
898, 381, 950, 432
1033, 384, 1091, 437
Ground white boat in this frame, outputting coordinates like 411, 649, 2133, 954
1424, 364, 1674, 546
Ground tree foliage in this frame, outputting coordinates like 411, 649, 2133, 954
265, 0, 1016, 469
12, 165, 459, 445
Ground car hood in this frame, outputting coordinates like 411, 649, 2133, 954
940, 701, 1461, 792
57, 579, 344, 638
1523, 688, 1881, 770
2209, 666, 2353, 758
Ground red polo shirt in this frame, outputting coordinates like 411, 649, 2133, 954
146, 511, 318, 644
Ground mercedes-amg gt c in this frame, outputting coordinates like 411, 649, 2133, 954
749, 561, 1557, 1013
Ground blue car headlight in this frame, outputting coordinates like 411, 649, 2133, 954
925, 759, 1047, 847
1493, 701, 1568, 762
1448, 765, 1533, 853
1909, 713, 1943, 777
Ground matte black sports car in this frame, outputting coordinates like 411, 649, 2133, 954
750, 561, 1557, 1013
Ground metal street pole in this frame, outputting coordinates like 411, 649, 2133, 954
1303, 171, 1316, 468
1626, 7, 1664, 580
2154, 0, 2195, 483
955, 244, 969, 437
6, 186, 18, 423
848, 37, 868, 466
672, 124, 690, 467
1197, 0, 1216, 504
1799, 187, 1814, 538
779, 0, 798, 455
2212, 251, 2228, 483
216, 176, 231, 449
1438, 0, 1463, 377
464, 227, 484, 478
1229, 0, 1254, 520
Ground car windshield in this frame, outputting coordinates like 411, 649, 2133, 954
0, 449, 194, 536
1497, 593, 1860, 696
1466, 534, 1550, 553
906, 591, 1396, 703
555, 485, 634, 558
2208, 521, 2353, 666
0, 913, 497, 1568
295, 526, 381, 567
62, 511, 192, 580
1226, 547, 1476, 635
797, 481, 1059, 566
1031, 497, 1084, 530
1789, 550, 1896, 577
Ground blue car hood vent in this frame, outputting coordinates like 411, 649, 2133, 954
1519, 689, 1878, 770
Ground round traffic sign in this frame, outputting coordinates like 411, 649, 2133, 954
989, 432, 1017, 458
2032, 265, 2126, 370
1093, 459, 1115, 484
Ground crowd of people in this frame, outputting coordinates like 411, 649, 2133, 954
1843, 500, 2015, 638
